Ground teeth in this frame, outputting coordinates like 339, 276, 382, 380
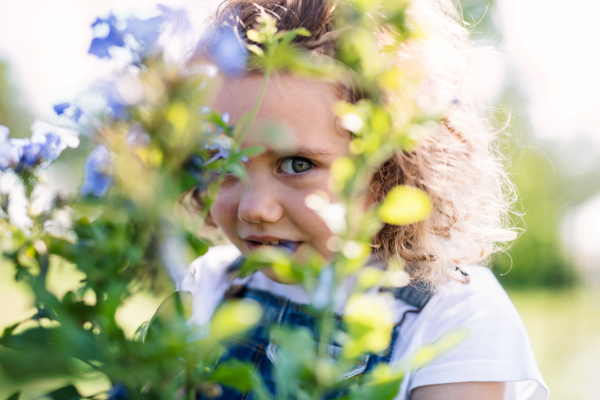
268, 241, 280, 245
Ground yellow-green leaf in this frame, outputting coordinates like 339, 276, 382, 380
246, 29, 264, 43
247, 44, 264, 56
166, 100, 189, 136
378, 185, 432, 225
210, 300, 262, 341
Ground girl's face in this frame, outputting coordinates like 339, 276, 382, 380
211, 75, 350, 269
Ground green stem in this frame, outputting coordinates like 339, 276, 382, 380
186, 364, 194, 400
235, 69, 272, 144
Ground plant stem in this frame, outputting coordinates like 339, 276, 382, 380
236, 70, 272, 144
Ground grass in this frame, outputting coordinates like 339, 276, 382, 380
507, 288, 600, 400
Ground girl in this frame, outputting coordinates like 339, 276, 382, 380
179, 0, 549, 399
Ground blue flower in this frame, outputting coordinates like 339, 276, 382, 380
157, 5, 191, 34
123, 16, 165, 58
88, 13, 166, 61
0, 122, 79, 172
203, 27, 248, 76
30, 121, 80, 166
54, 102, 83, 121
81, 145, 113, 197
88, 15, 126, 59
102, 82, 128, 120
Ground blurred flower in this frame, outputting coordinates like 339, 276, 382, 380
53, 102, 83, 121
102, 82, 128, 120
202, 26, 248, 76
0, 125, 15, 170
0, 122, 79, 172
30, 121, 80, 162
88, 13, 166, 61
0, 171, 31, 231
157, 4, 191, 34
123, 16, 165, 58
205, 137, 231, 165
81, 145, 113, 197
125, 125, 150, 147
89, 15, 126, 59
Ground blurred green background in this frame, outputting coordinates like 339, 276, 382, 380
2, 0, 600, 398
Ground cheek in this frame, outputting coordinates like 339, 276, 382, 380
210, 186, 239, 233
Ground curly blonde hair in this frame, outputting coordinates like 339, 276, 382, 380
205, 0, 517, 288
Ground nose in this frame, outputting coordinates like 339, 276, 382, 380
238, 183, 284, 224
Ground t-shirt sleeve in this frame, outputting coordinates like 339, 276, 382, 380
178, 244, 241, 327
403, 267, 549, 400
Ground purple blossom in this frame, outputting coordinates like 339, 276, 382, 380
205, 137, 231, 165
81, 145, 113, 197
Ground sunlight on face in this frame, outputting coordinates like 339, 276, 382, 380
211, 74, 350, 276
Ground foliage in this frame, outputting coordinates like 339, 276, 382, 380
0, 1, 454, 399
491, 90, 600, 288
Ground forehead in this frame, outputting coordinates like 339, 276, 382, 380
213, 74, 347, 149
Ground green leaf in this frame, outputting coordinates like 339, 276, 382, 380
211, 359, 256, 392
348, 364, 404, 400
46, 385, 82, 400
186, 232, 209, 257
145, 291, 194, 344
236, 146, 265, 159
378, 185, 432, 225
2, 321, 21, 337
210, 300, 262, 341
5, 391, 20, 400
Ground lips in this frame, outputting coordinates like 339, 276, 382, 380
243, 235, 302, 253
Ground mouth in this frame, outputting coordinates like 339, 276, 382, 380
243, 236, 302, 253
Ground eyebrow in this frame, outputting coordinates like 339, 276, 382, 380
260, 148, 335, 158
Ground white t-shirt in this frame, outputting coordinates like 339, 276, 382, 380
179, 244, 549, 400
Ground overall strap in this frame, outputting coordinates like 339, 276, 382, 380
223, 255, 249, 299
380, 281, 433, 309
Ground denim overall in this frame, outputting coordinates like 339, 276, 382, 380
202, 257, 432, 400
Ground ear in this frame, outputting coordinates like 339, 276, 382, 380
204, 210, 217, 227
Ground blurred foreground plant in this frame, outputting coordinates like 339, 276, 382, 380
0, 2, 462, 399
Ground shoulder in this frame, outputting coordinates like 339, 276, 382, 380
178, 244, 241, 326
422, 266, 520, 334
394, 266, 549, 400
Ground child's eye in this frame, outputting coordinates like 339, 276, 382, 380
280, 157, 314, 175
